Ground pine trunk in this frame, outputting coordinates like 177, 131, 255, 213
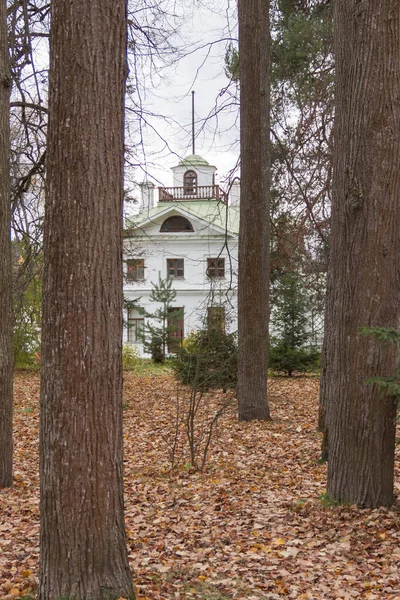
326, 1, 400, 508
0, 0, 13, 489
39, 1, 134, 598
237, 0, 271, 421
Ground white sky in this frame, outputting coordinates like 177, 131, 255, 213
129, 0, 239, 193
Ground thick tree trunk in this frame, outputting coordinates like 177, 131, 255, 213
39, 1, 134, 598
0, 0, 13, 489
326, 1, 400, 508
237, 0, 271, 421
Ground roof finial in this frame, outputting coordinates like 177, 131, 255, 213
191, 90, 195, 155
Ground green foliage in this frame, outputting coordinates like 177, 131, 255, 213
224, 2, 333, 99
224, 43, 239, 81
269, 271, 320, 376
359, 327, 400, 402
147, 333, 164, 364
173, 328, 237, 391
272, 0, 333, 101
360, 326, 400, 348
142, 275, 183, 363
123, 296, 141, 322
270, 271, 309, 346
122, 343, 140, 371
269, 342, 320, 377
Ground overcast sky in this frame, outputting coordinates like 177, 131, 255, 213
130, 0, 239, 192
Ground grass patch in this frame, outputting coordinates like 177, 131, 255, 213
319, 492, 341, 508
127, 358, 173, 377
18, 405, 35, 414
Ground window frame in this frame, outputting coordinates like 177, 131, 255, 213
206, 257, 225, 279
167, 258, 184, 279
126, 258, 145, 282
127, 310, 144, 344
167, 306, 184, 353
183, 169, 197, 195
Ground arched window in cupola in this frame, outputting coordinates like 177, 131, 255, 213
160, 215, 194, 232
183, 170, 197, 195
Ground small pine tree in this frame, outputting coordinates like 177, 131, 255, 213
269, 271, 319, 376
143, 275, 183, 363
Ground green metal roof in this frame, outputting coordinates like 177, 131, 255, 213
125, 200, 240, 236
174, 154, 215, 169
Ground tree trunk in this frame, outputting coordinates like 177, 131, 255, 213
326, 0, 400, 508
318, 337, 328, 462
318, 268, 332, 462
237, 0, 271, 421
39, 1, 134, 598
0, 0, 13, 489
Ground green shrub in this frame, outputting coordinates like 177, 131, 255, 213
269, 340, 320, 376
122, 343, 140, 371
173, 328, 237, 391
14, 349, 40, 370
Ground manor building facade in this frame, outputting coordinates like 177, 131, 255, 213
123, 154, 240, 356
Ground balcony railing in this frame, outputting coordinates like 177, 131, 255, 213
158, 185, 227, 203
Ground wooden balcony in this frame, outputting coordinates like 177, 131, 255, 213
158, 185, 227, 203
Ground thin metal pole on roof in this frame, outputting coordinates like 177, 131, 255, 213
192, 90, 195, 155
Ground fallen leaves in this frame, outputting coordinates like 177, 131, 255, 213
2, 372, 400, 599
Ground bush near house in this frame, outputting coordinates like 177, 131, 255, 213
122, 343, 141, 371
173, 328, 237, 391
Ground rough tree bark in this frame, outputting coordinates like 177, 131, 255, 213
0, 0, 13, 489
325, 0, 400, 508
237, 0, 271, 421
39, 0, 134, 598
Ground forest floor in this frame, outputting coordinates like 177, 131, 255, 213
1, 372, 400, 600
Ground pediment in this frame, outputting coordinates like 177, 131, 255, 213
125, 203, 238, 238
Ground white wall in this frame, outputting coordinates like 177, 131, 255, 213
123, 228, 238, 357
171, 164, 216, 188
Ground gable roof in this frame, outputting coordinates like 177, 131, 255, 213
124, 200, 240, 237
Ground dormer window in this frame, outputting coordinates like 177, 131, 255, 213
160, 215, 194, 232
183, 170, 197, 195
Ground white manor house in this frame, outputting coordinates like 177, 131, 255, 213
123, 154, 240, 356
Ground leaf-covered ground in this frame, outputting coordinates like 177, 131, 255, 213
1, 372, 400, 599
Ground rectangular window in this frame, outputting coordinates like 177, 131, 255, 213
167, 307, 184, 353
207, 307, 225, 332
127, 309, 144, 344
167, 258, 184, 278
207, 257, 225, 278
126, 259, 145, 282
